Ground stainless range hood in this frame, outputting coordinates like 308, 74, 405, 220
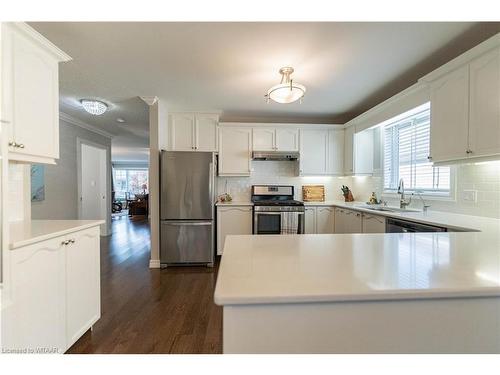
252, 151, 300, 161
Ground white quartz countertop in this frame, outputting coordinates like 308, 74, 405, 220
9, 220, 104, 249
216, 201, 254, 206
214, 231, 500, 305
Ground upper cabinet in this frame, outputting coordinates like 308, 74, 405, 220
168, 112, 219, 152
299, 128, 344, 175
252, 127, 299, 151
1, 23, 71, 165
343, 125, 374, 175
420, 34, 500, 164
218, 126, 252, 176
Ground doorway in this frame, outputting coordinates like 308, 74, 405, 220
78, 140, 109, 235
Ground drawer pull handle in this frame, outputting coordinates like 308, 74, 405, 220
61, 240, 70, 245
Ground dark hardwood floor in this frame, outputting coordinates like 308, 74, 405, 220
67, 216, 222, 354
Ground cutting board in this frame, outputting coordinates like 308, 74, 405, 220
302, 185, 325, 202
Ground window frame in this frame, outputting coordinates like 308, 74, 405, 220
380, 104, 457, 201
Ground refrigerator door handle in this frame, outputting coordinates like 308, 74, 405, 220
163, 221, 212, 226
209, 161, 214, 205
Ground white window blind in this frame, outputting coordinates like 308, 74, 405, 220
383, 105, 451, 195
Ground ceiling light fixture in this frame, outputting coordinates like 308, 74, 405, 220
265, 67, 306, 104
80, 99, 108, 115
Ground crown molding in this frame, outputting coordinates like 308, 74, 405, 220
9, 23, 72, 62
140, 96, 158, 106
59, 112, 114, 139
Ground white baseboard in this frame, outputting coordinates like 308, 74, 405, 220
149, 259, 161, 269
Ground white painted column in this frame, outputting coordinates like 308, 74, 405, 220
141, 97, 167, 268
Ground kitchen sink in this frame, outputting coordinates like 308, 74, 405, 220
357, 205, 420, 213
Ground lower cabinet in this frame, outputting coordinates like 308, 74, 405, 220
334, 207, 362, 234
216, 206, 252, 255
304, 206, 335, 234
361, 213, 386, 233
3, 225, 101, 353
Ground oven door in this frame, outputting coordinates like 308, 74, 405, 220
253, 211, 305, 234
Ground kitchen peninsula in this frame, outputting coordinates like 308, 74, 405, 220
214, 209, 500, 353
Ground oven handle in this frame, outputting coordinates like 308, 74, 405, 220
255, 212, 305, 215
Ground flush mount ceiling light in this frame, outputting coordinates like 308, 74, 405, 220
80, 99, 108, 115
265, 67, 306, 104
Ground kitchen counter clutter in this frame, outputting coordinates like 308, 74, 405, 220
9, 219, 105, 249
214, 209, 500, 353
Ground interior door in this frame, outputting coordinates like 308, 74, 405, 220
160, 221, 213, 264
80, 143, 107, 229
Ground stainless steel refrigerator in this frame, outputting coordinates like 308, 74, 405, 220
160, 151, 215, 266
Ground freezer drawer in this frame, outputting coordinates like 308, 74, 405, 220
160, 220, 214, 265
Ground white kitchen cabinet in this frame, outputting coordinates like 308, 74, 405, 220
327, 129, 344, 175
344, 126, 354, 174
334, 207, 362, 234
252, 127, 299, 151
300, 129, 329, 175
218, 127, 252, 176
65, 226, 101, 349
354, 129, 374, 175
195, 114, 218, 151
168, 113, 219, 151
425, 44, 500, 164
362, 213, 386, 233
2, 225, 101, 353
217, 206, 252, 255
428, 65, 470, 163
2, 23, 71, 165
316, 206, 335, 234
4, 235, 66, 352
252, 128, 275, 151
275, 128, 299, 151
468, 47, 500, 159
304, 206, 317, 234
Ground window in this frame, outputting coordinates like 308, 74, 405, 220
112, 168, 149, 201
383, 103, 451, 196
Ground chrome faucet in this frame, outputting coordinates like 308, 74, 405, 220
412, 190, 431, 213
397, 178, 412, 209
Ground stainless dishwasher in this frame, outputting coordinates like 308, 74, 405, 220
386, 218, 447, 233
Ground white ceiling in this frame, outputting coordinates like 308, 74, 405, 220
29, 22, 500, 162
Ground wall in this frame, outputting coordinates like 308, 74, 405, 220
31, 119, 112, 233
216, 160, 352, 202
352, 161, 500, 219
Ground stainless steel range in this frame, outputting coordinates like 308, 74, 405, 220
251, 185, 305, 235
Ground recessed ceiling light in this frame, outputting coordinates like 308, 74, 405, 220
116, 118, 125, 123
80, 99, 108, 115
265, 67, 306, 104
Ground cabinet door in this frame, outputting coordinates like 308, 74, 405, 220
195, 114, 218, 151
169, 113, 195, 151
9, 26, 59, 160
66, 227, 100, 349
304, 207, 317, 234
316, 206, 335, 234
4, 236, 66, 352
327, 129, 344, 174
334, 208, 345, 233
216, 206, 252, 255
276, 128, 299, 151
362, 213, 386, 233
354, 129, 374, 175
468, 47, 500, 158
300, 129, 328, 175
429, 65, 470, 162
218, 127, 252, 176
253, 128, 275, 151
344, 126, 354, 174
345, 209, 363, 233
